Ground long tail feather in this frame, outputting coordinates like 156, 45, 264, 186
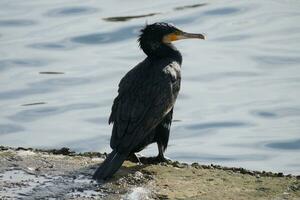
93, 150, 128, 180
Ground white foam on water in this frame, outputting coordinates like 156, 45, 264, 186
123, 187, 151, 200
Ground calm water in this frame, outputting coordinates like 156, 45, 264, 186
1, 0, 300, 174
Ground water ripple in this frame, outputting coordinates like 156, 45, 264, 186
251, 107, 300, 119
213, 34, 251, 42
0, 124, 25, 135
0, 19, 37, 27
46, 6, 98, 17
203, 7, 239, 16
254, 55, 300, 66
187, 71, 260, 82
85, 117, 108, 124
0, 87, 52, 100
8, 103, 101, 122
28, 42, 69, 50
103, 13, 159, 22
170, 152, 270, 162
70, 25, 140, 45
186, 121, 250, 130
0, 58, 49, 71
0, 0, 300, 174
252, 111, 277, 119
265, 139, 300, 150
65, 135, 110, 152
174, 3, 207, 11
0, 77, 91, 100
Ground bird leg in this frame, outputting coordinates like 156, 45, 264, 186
126, 144, 170, 164
137, 144, 171, 164
127, 153, 141, 164
155, 143, 170, 163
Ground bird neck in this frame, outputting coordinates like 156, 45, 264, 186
143, 43, 182, 65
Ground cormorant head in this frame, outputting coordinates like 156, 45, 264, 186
138, 22, 205, 57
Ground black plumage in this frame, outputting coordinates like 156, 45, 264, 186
93, 22, 205, 180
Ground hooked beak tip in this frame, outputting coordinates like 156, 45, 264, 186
181, 32, 206, 40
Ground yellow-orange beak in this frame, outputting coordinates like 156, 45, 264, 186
163, 31, 206, 43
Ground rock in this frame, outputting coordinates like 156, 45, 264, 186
0, 146, 299, 200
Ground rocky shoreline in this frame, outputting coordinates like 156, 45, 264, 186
0, 146, 299, 199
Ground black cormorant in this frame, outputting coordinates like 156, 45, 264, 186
93, 22, 205, 180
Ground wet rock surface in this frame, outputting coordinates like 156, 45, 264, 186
0, 146, 299, 199
0, 147, 151, 199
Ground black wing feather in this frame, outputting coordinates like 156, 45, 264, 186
109, 58, 180, 153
